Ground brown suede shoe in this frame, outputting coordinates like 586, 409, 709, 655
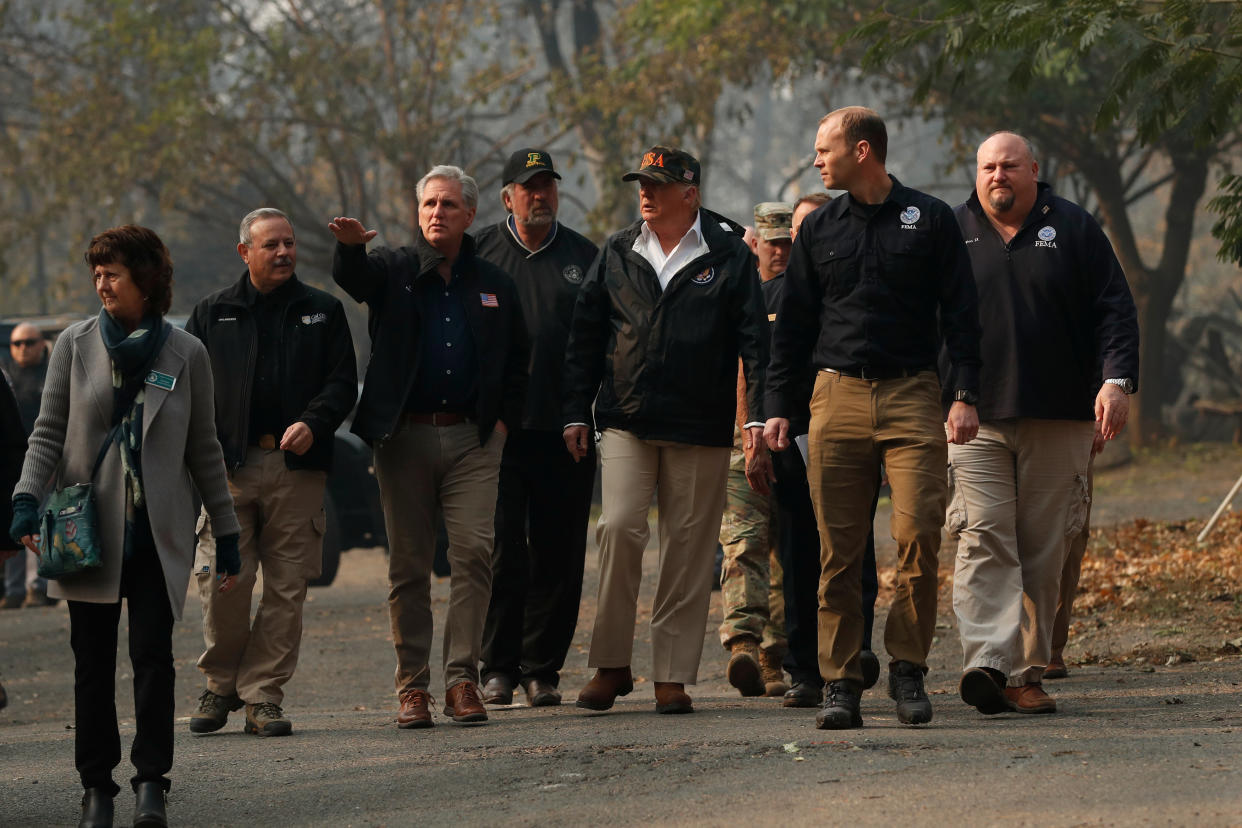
759, 648, 789, 698
576, 667, 634, 711
397, 688, 434, 729
654, 682, 693, 714
444, 681, 488, 724
726, 639, 765, 697
1044, 658, 1069, 679
1004, 682, 1057, 714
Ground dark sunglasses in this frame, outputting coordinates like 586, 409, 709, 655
10, 338, 42, 348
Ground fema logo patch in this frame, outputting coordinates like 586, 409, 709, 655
562, 264, 584, 285
1038, 226, 1057, 242
691, 267, 716, 285
900, 206, 921, 225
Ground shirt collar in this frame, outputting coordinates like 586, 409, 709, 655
636, 211, 704, 254
506, 215, 558, 256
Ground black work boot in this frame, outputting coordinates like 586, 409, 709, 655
888, 660, 933, 725
78, 788, 113, 828
132, 781, 167, 827
814, 680, 863, 729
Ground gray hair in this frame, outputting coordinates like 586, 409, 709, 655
416, 165, 479, 210
500, 182, 515, 213
239, 208, 293, 246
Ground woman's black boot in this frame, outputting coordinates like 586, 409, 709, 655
79, 788, 114, 828
132, 781, 168, 827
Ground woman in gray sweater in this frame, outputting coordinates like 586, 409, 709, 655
9, 226, 241, 828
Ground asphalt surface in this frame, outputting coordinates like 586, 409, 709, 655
2, 539, 1241, 826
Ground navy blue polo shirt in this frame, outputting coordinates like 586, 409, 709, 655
405, 268, 478, 414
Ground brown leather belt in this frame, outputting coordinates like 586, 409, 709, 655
405, 412, 471, 426
256, 434, 278, 450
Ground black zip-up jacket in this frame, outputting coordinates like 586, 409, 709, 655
185, 272, 357, 472
332, 232, 529, 445
766, 176, 981, 419
563, 208, 768, 448
944, 183, 1140, 420
474, 219, 599, 432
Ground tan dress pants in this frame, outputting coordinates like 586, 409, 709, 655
589, 428, 730, 685
948, 419, 1093, 685
196, 447, 327, 705
1052, 461, 1094, 662
807, 371, 947, 684
374, 421, 504, 695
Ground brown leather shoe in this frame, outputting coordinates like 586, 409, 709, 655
481, 674, 514, 705
759, 648, 789, 697
654, 682, 693, 714
1004, 682, 1057, 714
523, 678, 562, 707
444, 681, 488, 724
1044, 658, 1069, 679
576, 667, 634, 711
726, 638, 764, 697
397, 688, 434, 729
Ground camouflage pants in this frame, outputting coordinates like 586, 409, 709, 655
718, 446, 787, 653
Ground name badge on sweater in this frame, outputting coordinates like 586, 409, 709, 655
145, 370, 176, 391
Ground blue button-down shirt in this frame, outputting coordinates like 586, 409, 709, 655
405, 269, 478, 414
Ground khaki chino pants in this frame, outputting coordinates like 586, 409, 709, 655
948, 419, 1093, 685
196, 446, 327, 705
807, 371, 947, 684
1052, 463, 1095, 662
374, 421, 504, 695
590, 428, 730, 685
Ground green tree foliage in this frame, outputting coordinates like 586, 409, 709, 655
850, 0, 1242, 441
0, 0, 525, 309
854, 0, 1242, 262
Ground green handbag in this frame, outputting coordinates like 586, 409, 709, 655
36, 429, 115, 579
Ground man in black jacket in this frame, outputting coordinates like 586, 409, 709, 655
564, 146, 768, 715
947, 132, 1138, 717
186, 208, 357, 737
475, 149, 599, 708
1, 374, 26, 706
330, 164, 529, 729
3, 324, 52, 608
765, 107, 982, 730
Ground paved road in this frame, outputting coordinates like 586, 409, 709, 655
2, 544, 1240, 826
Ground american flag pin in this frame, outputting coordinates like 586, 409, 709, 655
480, 292, 499, 307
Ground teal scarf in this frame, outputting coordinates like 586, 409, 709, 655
98, 309, 170, 559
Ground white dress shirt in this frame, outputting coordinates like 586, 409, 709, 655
632, 213, 710, 290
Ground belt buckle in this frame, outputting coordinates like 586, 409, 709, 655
858, 366, 874, 381
258, 434, 277, 450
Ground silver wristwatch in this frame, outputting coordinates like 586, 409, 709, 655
1104, 377, 1136, 394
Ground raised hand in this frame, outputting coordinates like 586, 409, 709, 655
328, 216, 378, 246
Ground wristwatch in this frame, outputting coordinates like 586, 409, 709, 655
953, 389, 979, 406
1104, 377, 1136, 395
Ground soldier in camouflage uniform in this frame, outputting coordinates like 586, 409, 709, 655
718, 203, 794, 698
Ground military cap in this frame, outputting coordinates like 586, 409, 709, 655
753, 202, 793, 241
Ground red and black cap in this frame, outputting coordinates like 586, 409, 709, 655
621, 145, 700, 186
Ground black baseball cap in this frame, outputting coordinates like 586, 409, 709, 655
502, 148, 561, 185
621, 145, 701, 185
